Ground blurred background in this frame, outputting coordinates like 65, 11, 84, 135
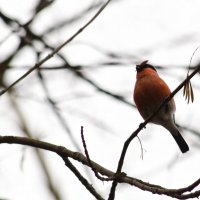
0, 0, 200, 199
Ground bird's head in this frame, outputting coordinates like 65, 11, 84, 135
136, 60, 157, 73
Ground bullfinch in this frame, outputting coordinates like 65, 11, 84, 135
133, 60, 189, 153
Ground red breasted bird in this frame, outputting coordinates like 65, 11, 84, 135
133, 60, 189, 153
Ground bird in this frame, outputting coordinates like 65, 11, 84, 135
133, 60, 189, 153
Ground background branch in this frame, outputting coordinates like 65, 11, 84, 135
0, 0, 113, 97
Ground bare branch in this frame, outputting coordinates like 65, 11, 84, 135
63, 157, 104, 200
80, 126, 115, 181
0, 135, 199, 199
8, 91, 62, 200
0, 0, 113, 97
37, 70, 81, 151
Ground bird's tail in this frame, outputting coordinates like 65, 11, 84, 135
168, 125, 189, 153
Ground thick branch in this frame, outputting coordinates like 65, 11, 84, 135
0, 135, 199, 199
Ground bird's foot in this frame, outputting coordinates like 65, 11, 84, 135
139, 122, 146, 129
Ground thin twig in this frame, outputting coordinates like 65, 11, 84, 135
0, 0, 113, 97
80, 126, 114, 181
136, 136, 144, 160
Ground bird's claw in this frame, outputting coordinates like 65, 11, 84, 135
139, 122, 146, 129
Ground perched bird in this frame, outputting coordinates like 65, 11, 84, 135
133, 60, 189, 153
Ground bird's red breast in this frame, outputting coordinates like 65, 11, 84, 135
134, 65, 175, 122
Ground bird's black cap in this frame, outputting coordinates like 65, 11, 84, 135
136, 60, 157, 72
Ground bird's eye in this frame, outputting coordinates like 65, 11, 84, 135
136, 65, 141, 72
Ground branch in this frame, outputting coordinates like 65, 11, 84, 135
80, 126, 115, 181
0, 135, 200, 199
1, 9, 133, 108
108, 63, 200, 200
0, 0, 113, 97
8, 91, 62, 200
63, 157, 104, 200
43, 1, 103, 34
37, 70, 81, 151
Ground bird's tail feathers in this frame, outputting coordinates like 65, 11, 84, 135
168, 125, 189, 153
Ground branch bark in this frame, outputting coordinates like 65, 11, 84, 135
0, 135, 199, 199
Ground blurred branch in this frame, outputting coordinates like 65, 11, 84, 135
24, 0, 55, 26
74, 69, 133, 107
35, 148, 62, 200
43, 1, 103, 35
33, 0, 55, 15
179, 125, 200, 139
8, 91, 62, 200
75, 41, 139, 61
0, 0, 113, 97
0, 135, 199, 199
37, 69, 81, 151
7, 62, 134, 107
108, 62, 200, 200
0, 7, 158, 111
